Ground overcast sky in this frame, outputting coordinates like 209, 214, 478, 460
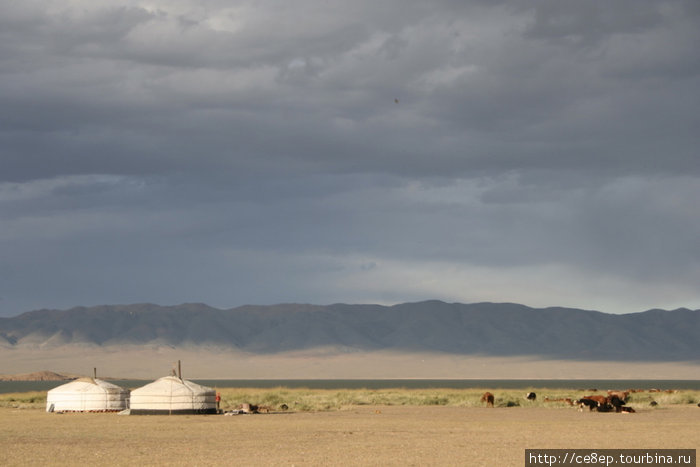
1, 0, 699, 316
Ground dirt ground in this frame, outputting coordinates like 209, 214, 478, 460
0, 405, 697, 466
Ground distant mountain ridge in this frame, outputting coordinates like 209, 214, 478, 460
1, 301, 698, 361
0, 370, 75, 381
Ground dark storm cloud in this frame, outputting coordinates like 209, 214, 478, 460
1, 0, 699, 315
3, 0, 698, 179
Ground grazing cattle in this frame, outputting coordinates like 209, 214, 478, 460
608, 395, 626, 412
525, 392, 536, 401
480, 392, 495, 407
575, 398, 599, 411
577, 395, 635, 414
650, 401, 658, 407
583, 395, 608, 406
607, 390, 629, 401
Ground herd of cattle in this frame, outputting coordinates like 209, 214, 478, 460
480, 388, 684, 413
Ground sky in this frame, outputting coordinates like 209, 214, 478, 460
1, 0, 699, 317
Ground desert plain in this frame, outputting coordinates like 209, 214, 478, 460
1, 389, 698, 467
3, 345, 700, 379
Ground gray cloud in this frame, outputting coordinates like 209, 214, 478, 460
1, 0, 699, 315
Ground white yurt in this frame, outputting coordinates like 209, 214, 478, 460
129, 375, 217, 415
46, 378, 130, 413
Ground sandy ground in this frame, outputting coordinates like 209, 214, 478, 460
1, 405, 697, 466
2, 345, 700, 379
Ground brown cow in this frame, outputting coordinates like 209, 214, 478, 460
607, 390, 629, 401
480, 392, 494, 407
581, 395, 612, 412
583, 395, 608, 406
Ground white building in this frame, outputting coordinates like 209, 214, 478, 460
129, 375, 217, 415
46, 378, 129, 413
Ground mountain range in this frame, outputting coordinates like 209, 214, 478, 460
1, 301, 698, 361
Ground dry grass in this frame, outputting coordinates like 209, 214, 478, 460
212, 387, 700, 412
0, 392, 46, 409
2, 387, 698, 412
1, 388, 698, 466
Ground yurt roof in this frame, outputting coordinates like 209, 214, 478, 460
131, 375, 214, 396
48, 378, 128, 394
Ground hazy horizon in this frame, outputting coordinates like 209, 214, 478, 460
4, 298, 698, 319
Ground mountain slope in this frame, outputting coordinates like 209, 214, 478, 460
1, 301, 698, 361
